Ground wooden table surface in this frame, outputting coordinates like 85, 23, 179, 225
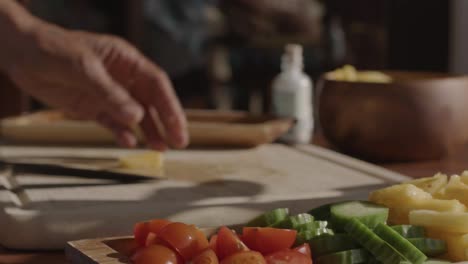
2, 135, 468, 264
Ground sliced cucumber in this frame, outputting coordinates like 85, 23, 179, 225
421, 259, 451, 264
297, 220, 328, 232
400, 259, 451, 264
272, 213, 314, 229
367, 258, 382, 264
407, 238, 447, 257
331, 201, 389, 230
371, 258, 449, 264
374, 223, 427, 264
295, 227, 334, 245
314, 221, 328, 229
246, 208, 289, 227
315, 249, 370, 264
308, 234, 360, 257
391, 225, 426, 238
308, 203, 333, 221
344, 218, 402, 264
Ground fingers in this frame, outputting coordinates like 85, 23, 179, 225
82, 56, 146, 148
97, 114, 137, 148
94, 36, 189, 149
140, 106, 167, 151
83, 56, 144, 127
132, 61, 189, 149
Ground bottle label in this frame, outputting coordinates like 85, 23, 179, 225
273, 90, 298, 118
282, 120, 313, 143
273, 90, 313, 143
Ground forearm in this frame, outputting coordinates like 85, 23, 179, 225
0, 1, 40, 73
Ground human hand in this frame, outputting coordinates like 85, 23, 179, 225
3, 22, 188, 150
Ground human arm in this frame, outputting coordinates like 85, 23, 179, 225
0, 1, 188, 150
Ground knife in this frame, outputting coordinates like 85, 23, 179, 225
0, 157, 161, 182
0, 165, 31, 208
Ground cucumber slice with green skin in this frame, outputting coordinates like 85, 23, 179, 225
296, 222, 316, 232
314, 221, 328, 229
331, 201, 389, 230
246, 208, 289, 227
297, 220, 328, 232
368, 258, 382, 264
295, 227, 334, 245
407, 238, 447, 257
315, 249, 370, 264
345, 218, 402, 264
391, 225, 426, 238
400, 260, 451, 264
374, 223, 427, 264
308, 203, 333, 221
422, 260, 452, 264
308, 234, 360, 257
362, 257, 450, 263
369, 257, 450, 264
271, 213, 314, 229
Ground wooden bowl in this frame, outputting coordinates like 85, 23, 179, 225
318, 71, 468, 162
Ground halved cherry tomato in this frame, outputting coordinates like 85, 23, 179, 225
220, 251, 266, 264
158, 222, 204, 261
293, 243, 312, 258
192, 248, 219, 264
209, 235, 218, 253
194, 226, 210, 252
149, 219, 172, 234
134, 219, 172, 247
265, 249, 312, 264
241, 227, 297, 255
132, 244, 182, 264
134, 222, 151, 247
216, 226, 249, 260
145, 232, 173, 249
145, 232, 158, 247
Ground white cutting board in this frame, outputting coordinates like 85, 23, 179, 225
0, 144, 409, 249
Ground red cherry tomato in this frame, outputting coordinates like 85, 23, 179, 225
145, 232, 158, 247
240, 228, 255, 249
158, 222, 204, 261
134, 219, 172, 247
220, 251, 266, 264
209, 235, 218, 253
194, 226, 210, 252
241, 227, 297, 255
216, 226, 249, 260
265, 249, 312, 264
149, 219, 172, 234
145, 232, 174, 249
293, 243, 312, 258
132, 244, 182, 264
134, 222, 151, 247
192, 248, 219, 264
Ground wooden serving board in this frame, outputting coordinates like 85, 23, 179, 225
66, 236, 141, 264
0, 144, 409, 250
66, 227, 226, 264
66, 227, 230, 264
0, 110, 293, 147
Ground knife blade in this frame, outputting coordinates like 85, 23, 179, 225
0, 158, 159, 182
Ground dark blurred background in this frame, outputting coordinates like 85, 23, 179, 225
0, 0, 458, 118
